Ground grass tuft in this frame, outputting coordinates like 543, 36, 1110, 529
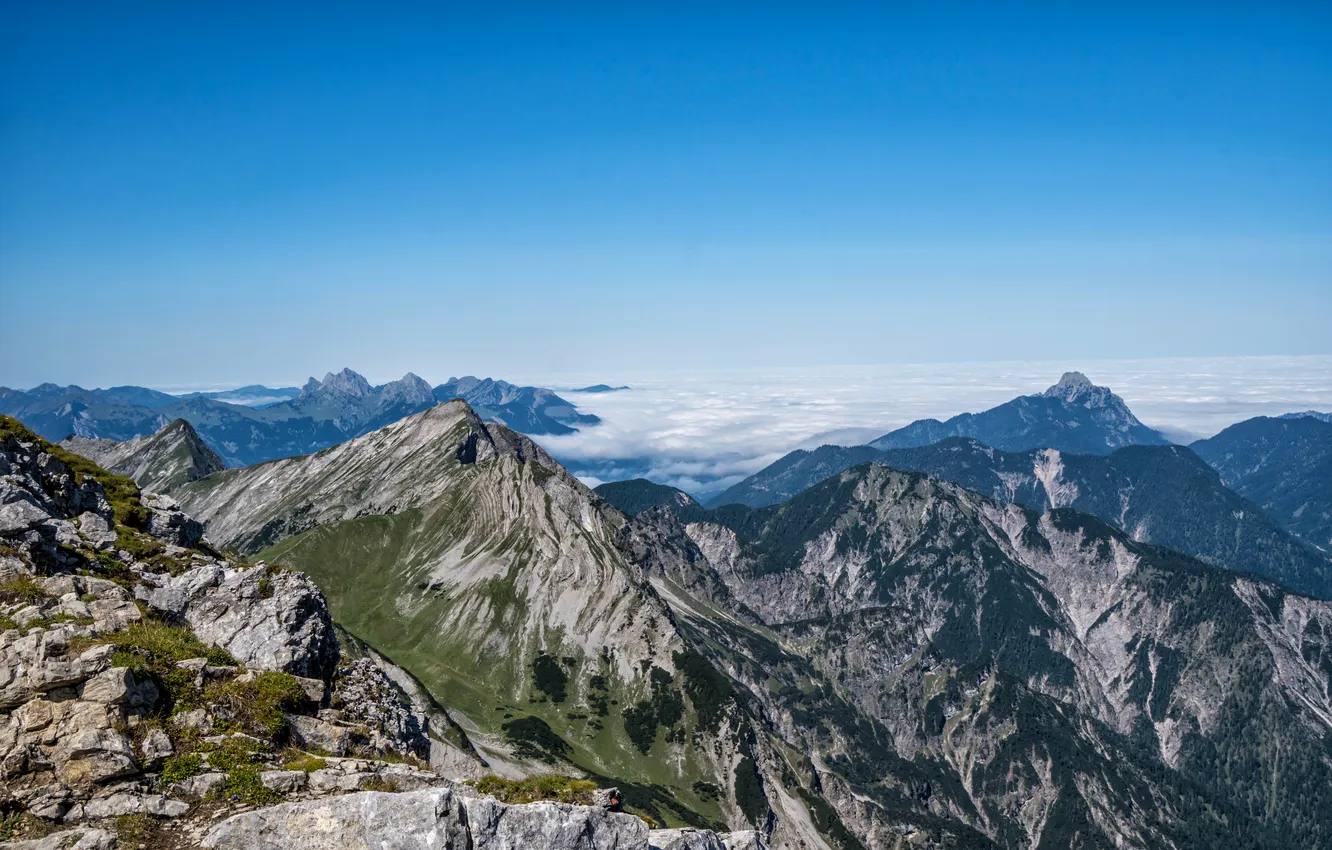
471, 774, 599, 805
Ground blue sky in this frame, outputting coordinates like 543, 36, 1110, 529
2, 3, 1329, 389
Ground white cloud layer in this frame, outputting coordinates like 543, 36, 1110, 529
533, 355, 1332, 496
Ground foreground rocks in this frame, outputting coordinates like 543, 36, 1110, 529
201, 786, 761, 850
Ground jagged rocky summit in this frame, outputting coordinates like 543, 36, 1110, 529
60, 419, 224, 495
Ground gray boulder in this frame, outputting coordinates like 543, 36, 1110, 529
460, 795, 648, 850
721, 832, 765, 850
142, 494, 204, 548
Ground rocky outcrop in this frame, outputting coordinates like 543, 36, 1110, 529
200, 785, 699, 850
136, 562, 337, 680
329, 657, 430, 759
0, 828, 117, 849
201, 785, 763, 850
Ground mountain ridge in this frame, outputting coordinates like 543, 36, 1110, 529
60, 417, 226, 493
705, 436, 1332, 598
0, 368, 599, 468
869, 371, 1171, 455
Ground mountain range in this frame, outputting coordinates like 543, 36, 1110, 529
145, 402, 1332, 848
0, 368, 599, 468
15, 366, 1332, 848
686, 436, 1332, 599
868, 371, 1171, 455
1192, 414, 1332, 553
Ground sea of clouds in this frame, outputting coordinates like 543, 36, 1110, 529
532, 355, 1332, 497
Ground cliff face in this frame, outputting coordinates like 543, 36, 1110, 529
627, 463, 1332, 848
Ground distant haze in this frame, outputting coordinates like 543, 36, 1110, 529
530, 355, 1332, 494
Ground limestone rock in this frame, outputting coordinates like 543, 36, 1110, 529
720, 833, 764, 850
74, 513, 116, 550
138, 727, 173, 767
138, 564, 337, 679
80, 790, 189, 818
0, 827, 117, 850
202, 786, 471, 850
286, 713, 362, 757
648, 829, 727, 850
142, 494, 204, 548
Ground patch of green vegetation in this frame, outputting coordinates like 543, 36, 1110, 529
471, 774, 598, 805
141, 552, 192, 576
0, 575, 50, 605
0, 615, 17, 632
692, 780, 721, 802
161, 752, 204, 784
86, 619, 238, 669
281, 752, 328, 773
620, 666, 687, 754
219, 765, 282, 806
674, 650, 735, 733
203, 735, 266, 771
209, 672, 307, 739
257, 577, 275, 598
733, 753, 767, 825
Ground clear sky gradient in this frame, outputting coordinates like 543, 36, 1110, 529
2, 3, 1329, 388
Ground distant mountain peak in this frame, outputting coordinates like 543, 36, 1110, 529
379, 372, 435, 406
1042, 370, 1098, 401
319, 367, 373, 397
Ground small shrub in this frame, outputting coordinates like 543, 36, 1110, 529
0, 616, 18, 632
281, 752, 328, 773
360, 776, 401, 792
205, 736, 266, 772
219, 766, 281, 806
88, 620, 237, 670
208, 672, 307, 739
257, 578, 274, 599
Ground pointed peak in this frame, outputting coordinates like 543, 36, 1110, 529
318, 368, 373, 397
379, 372, 435, 406
1041, 371, 1101, 402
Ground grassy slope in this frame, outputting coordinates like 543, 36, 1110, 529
261, 508, 729, 828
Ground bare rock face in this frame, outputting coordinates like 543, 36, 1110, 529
137, 563, 337, 680
0, 827, 118, 849
201, 787, 473, 850
202, 786, 656, 850
648, 828, 728, 850
142, 494, 205, 548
